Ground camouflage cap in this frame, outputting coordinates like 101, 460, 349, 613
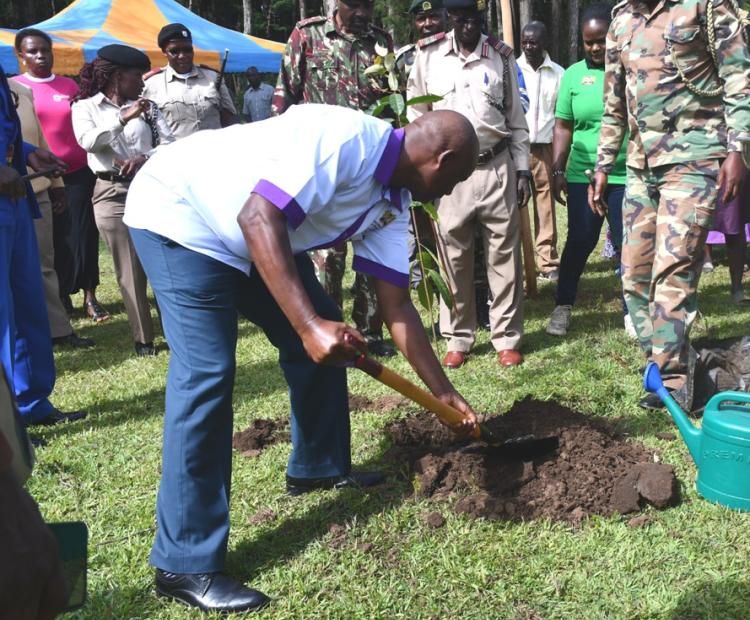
444, 0, 486, 11
409, 0, 445, 13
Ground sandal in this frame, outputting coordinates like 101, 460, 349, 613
84, 300, 110, 323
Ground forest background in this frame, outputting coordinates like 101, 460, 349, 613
1, 0, 642, 69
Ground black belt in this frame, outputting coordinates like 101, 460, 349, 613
476, 138, 509, 165
96, 171, 130, 182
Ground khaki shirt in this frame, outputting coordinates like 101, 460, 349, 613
142, 64, 237, 141
597, 0, 750, 172
8, 81, 63, 194
407, 31, 530, 170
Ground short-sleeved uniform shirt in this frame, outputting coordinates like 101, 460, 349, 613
142, 64, 237, 141
124, 105, 411, 288
555, 59, 627, 185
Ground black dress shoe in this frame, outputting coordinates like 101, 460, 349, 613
639, 392, 666, 411
134, 341, 156, 357
286, 470, 386, 496
29, 434, 47, 448
366, 339, 396, 357
31, 409, 88, 426
155, 570, 270, 613
52, 333, 95, 348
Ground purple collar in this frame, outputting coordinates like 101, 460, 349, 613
374, 128, 405, 204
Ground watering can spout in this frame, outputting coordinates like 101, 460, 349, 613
643, 363, 702, 464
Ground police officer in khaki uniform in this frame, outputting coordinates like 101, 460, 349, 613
142, 23, 237, 141
395, 0, 447, 89
408, 0, 531, 369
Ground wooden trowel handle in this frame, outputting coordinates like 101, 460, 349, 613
353, 355, 481, 439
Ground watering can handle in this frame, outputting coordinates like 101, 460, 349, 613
711, 391, 750, 410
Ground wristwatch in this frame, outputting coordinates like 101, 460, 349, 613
517, 170, 532, 180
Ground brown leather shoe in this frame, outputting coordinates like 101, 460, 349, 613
442, 351, 467, 369
498, 349, 523, 367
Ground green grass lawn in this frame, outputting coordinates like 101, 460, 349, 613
34, 216, 750, 620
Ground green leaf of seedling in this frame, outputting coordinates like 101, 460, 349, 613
388, 93, 405, 117
364, 64, 387, 77
416, 277, 435, 311
406, 94, 443, 106
415, 249, 436, 271
428, 269, 452, 307
370, 95, 391, 118
384, 52, 396, 72
388, 72, 400, 93
420, 201, 439, 221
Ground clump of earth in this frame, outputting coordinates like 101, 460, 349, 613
385, 398, 679, 526
232, 418, 290, 458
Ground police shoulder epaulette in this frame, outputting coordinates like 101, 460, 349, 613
417, 31, 446, 49
142, 67, 164, 80
298, 15, 327, 28
485, 35, 513, 58
395, 42, 414, 59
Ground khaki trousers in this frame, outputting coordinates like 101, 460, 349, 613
437, 148, 524, 352
530, 143, 559, 273
92, 179, 154, 344
33, 192, 73, 339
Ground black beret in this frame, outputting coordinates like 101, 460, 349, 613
97, 44, 150, 71
158, 23, 192, 49
444, 0, 486, 10
409, 0, 444, 13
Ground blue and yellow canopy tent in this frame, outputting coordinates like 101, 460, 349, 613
0, 0, 284, 76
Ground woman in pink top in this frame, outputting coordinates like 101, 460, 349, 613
14, 28, 110, 323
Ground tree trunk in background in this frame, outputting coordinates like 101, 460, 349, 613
242, 0, 252, 34
265, 1, 273, 37
323, 0, 335, 17
568, 0, 580, 64
495, 0, 504, 40
519, 0, 532, 31
299, 0, 307, 20
549, 0, 562, 62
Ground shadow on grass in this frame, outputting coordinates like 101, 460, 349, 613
669, 579, 750, 619
226, 454, 410, 583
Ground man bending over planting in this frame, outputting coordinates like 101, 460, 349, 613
123, 104, 479, 614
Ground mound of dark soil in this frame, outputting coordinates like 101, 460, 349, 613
233, 418, 290, 458
385, 398, 679, 526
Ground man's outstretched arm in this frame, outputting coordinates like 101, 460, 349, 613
237, 194, 366, 365
373, 277, 478, 432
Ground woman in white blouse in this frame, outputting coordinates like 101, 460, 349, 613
72, 44, 174, 356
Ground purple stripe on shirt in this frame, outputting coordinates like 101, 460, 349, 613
307, 204, 378, 252
374, 128, 405, 187
352, 255, 409, 289
252, 179, 306, 229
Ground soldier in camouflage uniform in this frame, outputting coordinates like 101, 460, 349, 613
273, 0, 396, 356
395, 0, 447, 90
591, 0, 750, 409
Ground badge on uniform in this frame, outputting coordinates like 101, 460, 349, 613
477, 0, 487, 10
421, 1, 432, 10
581, 75, 596, 86
379, 211, 396, 228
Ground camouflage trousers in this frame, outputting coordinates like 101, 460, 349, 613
310, 245, 383, 340
622, 160, 719, 390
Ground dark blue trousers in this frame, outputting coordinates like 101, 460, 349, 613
556, 182, 626, 312
130, 228, 351, 573
0, 199, 56, 424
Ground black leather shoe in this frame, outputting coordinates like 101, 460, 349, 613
61, 295, 74, 317
286, 470, 386, 496
366, 340, 396, 357
31, 409, 88, 426
29, 435, 47, 448
639, 392, 666, 411
155, 570, 269, 613
134, 341, 156, 357
52, 333, 95, 348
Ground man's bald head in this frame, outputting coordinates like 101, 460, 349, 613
393, 111, 478, 202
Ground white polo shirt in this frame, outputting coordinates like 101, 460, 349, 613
124, 104, 411, 288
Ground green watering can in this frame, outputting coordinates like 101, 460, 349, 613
644, 362, 750, 511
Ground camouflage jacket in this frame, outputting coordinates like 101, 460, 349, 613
596, 0, 750, 172
272, 15, 393, 115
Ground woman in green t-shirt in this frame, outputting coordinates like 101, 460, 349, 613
545, 3, 632, 338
